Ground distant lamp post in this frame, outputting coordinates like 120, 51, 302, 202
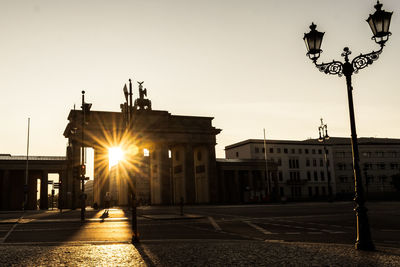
121, 79, 139, 243
318, 118, 331, 201
303, 1, 393, 251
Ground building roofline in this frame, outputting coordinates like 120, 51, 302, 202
0, 155, 66, 161
225, 137, 400, 150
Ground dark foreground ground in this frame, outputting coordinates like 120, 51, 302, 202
1, 201, 400, 266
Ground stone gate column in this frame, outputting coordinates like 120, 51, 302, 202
171, 145, 185, 204
159, 144, 171, 204
1, 170, 10, 210
150, 145, 161, 204
184, 144, 195, 204
234, 170, 240, 203
149, 144, 170, 204
94, 148, 108, 207
40, 170, 49, 210
194, 146, 209, 203
59, 169, 67, 209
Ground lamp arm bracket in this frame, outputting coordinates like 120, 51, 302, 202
351, 46, 383, 74
314, 60, 344, 77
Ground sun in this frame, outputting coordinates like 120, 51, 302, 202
108, 147, 124, 169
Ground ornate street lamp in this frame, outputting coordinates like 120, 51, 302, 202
303, 1, 393, 251
318, 118, 331, 201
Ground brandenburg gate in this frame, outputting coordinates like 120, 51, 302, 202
62, 82, 221, 208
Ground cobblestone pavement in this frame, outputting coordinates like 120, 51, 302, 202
1, 240, 400, 266
1, 203, 400, 266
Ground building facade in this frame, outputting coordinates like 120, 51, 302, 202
216, 159, 278, 203
0, 154, 67, 210
225, 137, 400, 201
325, 138, 400, 199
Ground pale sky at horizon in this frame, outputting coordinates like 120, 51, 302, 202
1, 0, 399, 158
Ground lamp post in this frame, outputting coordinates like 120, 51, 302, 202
303, 1, 392, 251
80, 91, 86, 221
318, 118, 331, 201
122, 79, 139, 243
80, 91, 92, 221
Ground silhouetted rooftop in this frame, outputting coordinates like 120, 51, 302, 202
225, 137, 400, 150
0, 155, 66, 161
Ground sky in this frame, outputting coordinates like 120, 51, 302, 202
1, 0, 399, 159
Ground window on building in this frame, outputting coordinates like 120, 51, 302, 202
363, 152, 372, 158
296, 187, 302, 196
255, 147, 259, 153
305, 149, 309, 154
284, 148, 288, 154
318, 149, 322, 154
279, 171, 283, 181
377, 163, 385, 170
197, 151, 202, 161
308, 187, 313, 197
298, 149, 302, 154
390, 163, 399, 169
327, 159, 330, 166
277, 148, 281, 153
313, 159, 317, 167
269, 148, 274, 153
277, 158, 282, 166
291, 148, 295, 154
289, 158, 299, 169
320, 171, 325, 181
235, 151, 239, 158
280, 187, 284, 196
320, 159, 324, 167
364, 163, 373, 170
306, 159, 310, 167
379, 175, 387, 183
377, 152, 385, 158
312, 149, 316, 154
307, 171, 311, 181
262, 148, 265, 153
322, 186, 326, 195
315, 187, 319, 196
338, 163, 346, 170
314, 171, 318, 181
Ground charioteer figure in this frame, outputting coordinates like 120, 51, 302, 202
134, 81, 152, 110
